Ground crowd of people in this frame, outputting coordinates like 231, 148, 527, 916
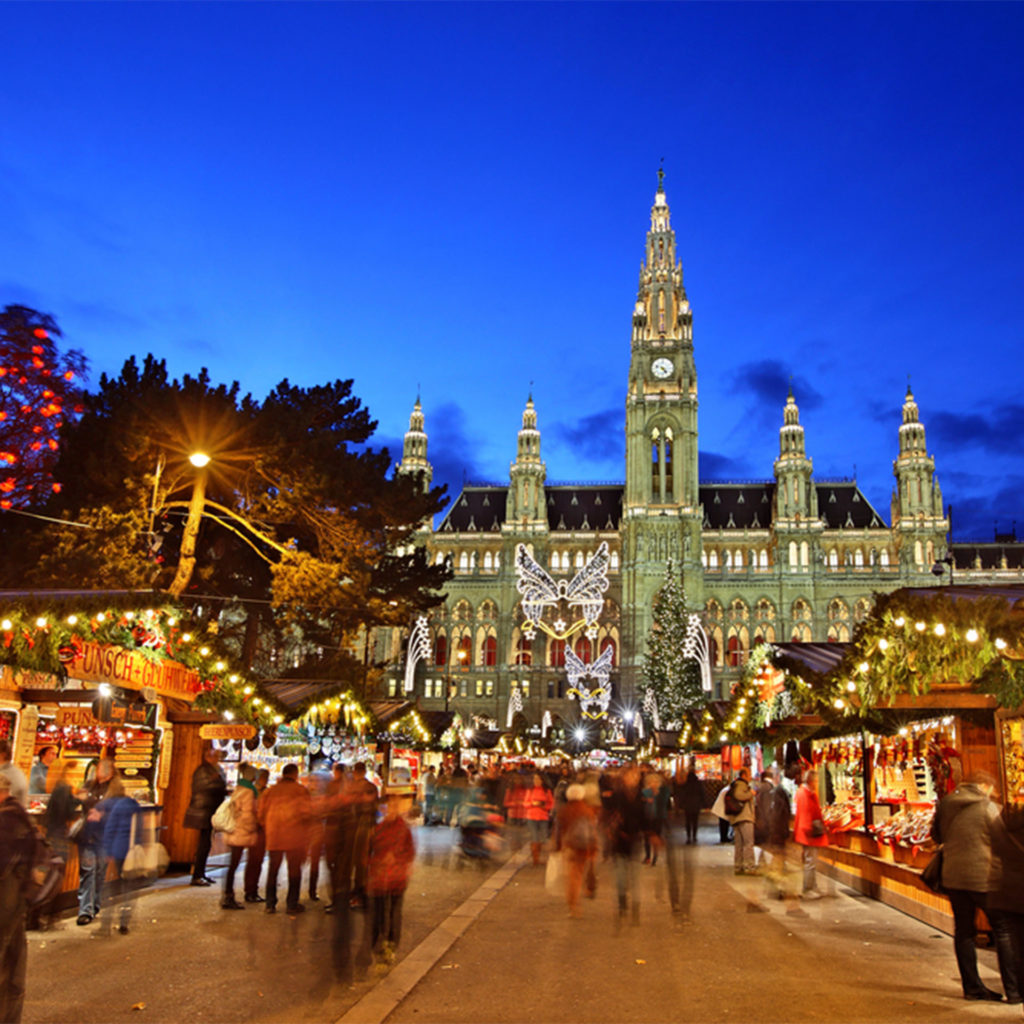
2, 742, 1024, 1019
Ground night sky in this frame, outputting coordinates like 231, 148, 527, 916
4, 3, 1023, 540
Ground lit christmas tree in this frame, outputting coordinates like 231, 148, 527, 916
642, 562, 708, 728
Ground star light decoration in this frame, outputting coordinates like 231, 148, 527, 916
403, 616, 430, 694
682, 613, 714, 693
506, 684, 524, 729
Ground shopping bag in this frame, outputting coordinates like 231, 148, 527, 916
544, 849, 562, 894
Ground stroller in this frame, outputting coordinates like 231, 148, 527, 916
452, 787, 505, 868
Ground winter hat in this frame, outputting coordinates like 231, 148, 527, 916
566, 783, 585, 802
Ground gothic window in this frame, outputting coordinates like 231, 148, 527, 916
453, 600, 471, 621
481, 634, 497, 668
549, 638, 567, 668
791, 598, 813, 642
854, 548, 864, 568
734, 549, 743, 569
664, 428, 673, 501
456, 634, 472, 664
701, 550, 707, 568
827, 622, 850, 642
800, 541, 810, 569
477, 600, 498, 621
788, 541, 798, 568
706, 598, 724, 622
828, 549, 839, 569
709, 630, 722, 667
854, 597, 872, 622
561, 551, 571, 571
549, 551, 559, 570
513, 634, 532, 666
880, 548, 890, 568
573, 636, 591, 663
726, 630, 748, 668
758, 549, 769, 569
729, 599, 749, 622
575, 551, 585, 569
914, 540, 924, 566
433, 633, 448, 667
458, 552, 470, 571
483, 552, 493, 570
709, 550, 719, 569
435, 551, 445, 565
926, 540, 935, 565
827, 598, 849, 622
610, 550, 620, 570
599, 636, 617, 666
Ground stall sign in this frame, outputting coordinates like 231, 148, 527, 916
57, 703, 157, 730
13, 704, 37, 775
157, 728, 173, 792
67, 643, 200, 702
199, 723, 258, 741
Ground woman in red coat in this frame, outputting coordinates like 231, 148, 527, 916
793, 769, 830, 899
524, 774, 554, 865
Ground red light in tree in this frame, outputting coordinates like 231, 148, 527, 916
32, 329, 47, 339
51, 482, 61, 493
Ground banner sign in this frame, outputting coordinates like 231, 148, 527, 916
67, 643, 201, 703
199, 723, 257, 741
57, 702, 157, 730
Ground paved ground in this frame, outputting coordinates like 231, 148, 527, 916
23, 822, 1022, 1024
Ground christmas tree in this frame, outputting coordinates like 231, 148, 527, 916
642, 562, 708, 728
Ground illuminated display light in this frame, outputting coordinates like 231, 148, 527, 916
514, 541, 609, 640
966, 629, 979, 643
404, 616, 430, 693
565, 645, 614, 719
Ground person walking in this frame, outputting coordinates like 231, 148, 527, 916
729, 768, 757, 875
932, 770, 1018, 1003
28, 746, 57, 796
243, 769, 269, 903
367, 790, 416, 966
641, 771, 669, 866
258, 764, 312, 914
989, 801, 1024, 1007
0, 741, 28, 809
75, 757, 114, 925
0, 772, 36, 1023
36, 759, 78, 930
183, 745, 227, 887
348, 762, 379, 908
793, 768, 830, 898
556, 783, 598, 918
221, 764, 259, 910
764, 769, 794, 898
674, 764, 704, 845
97, 777, 141, 935
609, 765, 645, 926
524, 773, 554, 866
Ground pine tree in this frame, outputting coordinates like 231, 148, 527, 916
642, 562, 707, 727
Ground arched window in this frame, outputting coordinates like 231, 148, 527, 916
828, 549, 839, 569
514, 635, 532, 666
599, 636, 617, 666
575, 551, 585, 569
458, 552, 470, 571
483, 552, 493, 570
724, 550, 733, 570
800, 541, 809, 569
433, 633, 448, 667
709, 550, 719, 569
727, 634, 742, 668
561, 551, 571, 571
482, 635, 497, 667
610, 550, 620, 570
549, 638, 566, 668
456, 634, 472, 665
854, 597, 872, 623
734, 549, 743, 569
549, 551, 559, 570
854, 548, 864, 568
759, 549, 769, 569
914, 540, 924, 566
880, 549, 890, 568
788, 541, 798, 568
573, 636, 591, 663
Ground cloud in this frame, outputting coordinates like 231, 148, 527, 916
62, 300, 146, 332
699, 449, 756, 480
548, 407, 623, 462
946, 475, 1024, 541
732, 359, 824, 410
928, 404, 1024, 456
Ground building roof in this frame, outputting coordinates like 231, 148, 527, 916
436, 480, 887, 534
951, 544, 1024, 571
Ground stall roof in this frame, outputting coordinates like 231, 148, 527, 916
771, 642, 848, 676
897, 583, 1024, 612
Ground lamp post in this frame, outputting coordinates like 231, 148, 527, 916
168, 452, 210, 599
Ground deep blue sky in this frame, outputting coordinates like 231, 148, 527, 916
4, 2, 1023, 540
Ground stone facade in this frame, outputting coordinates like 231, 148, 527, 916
383, 176, 1024, 736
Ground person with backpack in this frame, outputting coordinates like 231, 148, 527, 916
725, 768, 756, 875
0, 770, 36, 1022
556, 783, 598, 918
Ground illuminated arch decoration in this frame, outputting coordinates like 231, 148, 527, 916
514, 542, 609, 641
506, 684, 524, 729
683, 613, 713, 693
565, 644, 614, 719
643, 687, 660, 731
403, 616, 430, 693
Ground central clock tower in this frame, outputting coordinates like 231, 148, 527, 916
621, 172, 703, 697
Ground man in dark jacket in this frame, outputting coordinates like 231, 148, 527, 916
989, 804, 1024, 1007
183, 745, 227, 887
0, 772, 36, 1023
931, 770, 1019, 1003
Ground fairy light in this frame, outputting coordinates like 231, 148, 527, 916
894, 617, 905, 627
96, 613, 106, 623
966, 628, 979, 643
199, 646, 210, 657
1, 619, 10, 631
167, 617, 177, 627
995, 638, 1008, 650
181, 633, 191, 643
35, 616, 47, 628
914, 621, 926, 633
878, 638, 889, 651
223, 710, 234, 721
66, 615, 78, 626
859, 661, 869, 673
834, 698, 845, 709
229, 674, 239, 684
846, 680, 857, 692
125, 611, 134, 620
934, 623, 946, 637
215, 661, 226, 672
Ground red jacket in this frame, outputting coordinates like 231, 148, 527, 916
367, 815, 415, 894
793, 784, 829, 847
523, 785, 553, 822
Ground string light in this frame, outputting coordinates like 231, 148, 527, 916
966, 629, 979, 643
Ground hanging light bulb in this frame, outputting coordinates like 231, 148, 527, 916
966, 628, 979, 643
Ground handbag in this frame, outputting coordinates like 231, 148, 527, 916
544, 850, 563, 895
121, 811, 170, 881
920, 848, 944, 893
810, 818, 826, 838
211, 795, 236, 834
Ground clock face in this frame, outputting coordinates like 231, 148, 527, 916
651, 357, 674, 379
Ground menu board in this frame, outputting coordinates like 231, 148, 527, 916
1000, 715, 1024, 806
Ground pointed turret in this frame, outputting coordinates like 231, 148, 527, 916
773, 387, 818, 523
505, 396, 547, 531
892, 386, 943, 524
397, 396, 433, 492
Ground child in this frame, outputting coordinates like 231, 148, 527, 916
367, 789, 415, 965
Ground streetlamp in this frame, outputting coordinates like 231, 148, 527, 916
168, 452, 210, 598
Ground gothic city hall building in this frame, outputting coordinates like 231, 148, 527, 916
383, 176, 1024, 738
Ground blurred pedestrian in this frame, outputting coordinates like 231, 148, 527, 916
349, 762, 379, 908
306, 771, 329, 902
35, 759, 78, 930
524, 773, 554, 866
97, 776, 141, 935
988, 802, 1024, 1007
556, 783, 598, 918
609, 765, 645, 926
641, 771, 669, 866
753, 770, 775, 868
793, 769, 830, 899
221, 764, 259, 910
183, 744, 227, 887
0, 741, 27, 809
75, 757, 114, 925
764, 769, 793, 898
931, 770, 1017, 1002
674, 764, 704, 845
421, 767, 437, 826
0, 772, 36, 1023
258, 763, 312, 914
243, 769, 269, 902
367, 791, 416, 966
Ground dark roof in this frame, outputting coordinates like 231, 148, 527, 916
951, 544, 1024, 571
895, 583, 1024, 613
438, 480, 887, 534
771, 641, 847, 676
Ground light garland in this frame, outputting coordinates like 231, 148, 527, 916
514, 542, 609, 641
403, 616, 430, 693
565, 645, 614, 719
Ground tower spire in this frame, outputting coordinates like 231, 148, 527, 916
505, 396, 547, 531
397, 396, 433, 492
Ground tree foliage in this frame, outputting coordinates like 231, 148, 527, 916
2, 355, 452, 686
0, 305, 87, 509
642, 562, 708, 727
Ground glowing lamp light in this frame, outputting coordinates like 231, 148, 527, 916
719, 733, 729, 742
167, 617, 178, 627
894, 617, 906, 627
98, 683, 112, 697
223, 710, 234, 721
846, 680, 857, 692
0, 619, 10, 631
199, 646, 210, 657
966, 628, 979, 643
182, 633, 192, 642
996, 638, 1008, 651
934, 623, 946, 637
189, 452, 211, 468
834, 698, 845, 710
229, 674, 239, 684
125, 611, 135, 620
273, 714, 284, 725
66, 615, 78, 626
215, 661, 226, 672
96, 613, 106, 623
898, 727, 909, 736
878, 638, 889, 651
915, 621, 926, 633
35, 616, 47, 628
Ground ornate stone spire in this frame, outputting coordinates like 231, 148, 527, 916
892, 385, 943, 525
506, 396, 547, 531
397, 396, 432, 491
773, 387, 817, 522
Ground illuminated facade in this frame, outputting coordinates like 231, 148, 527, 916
384, 176, 1024, 736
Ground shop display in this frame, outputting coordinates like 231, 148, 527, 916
867, 805, 934, 849
1000, 716, 1024, 806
